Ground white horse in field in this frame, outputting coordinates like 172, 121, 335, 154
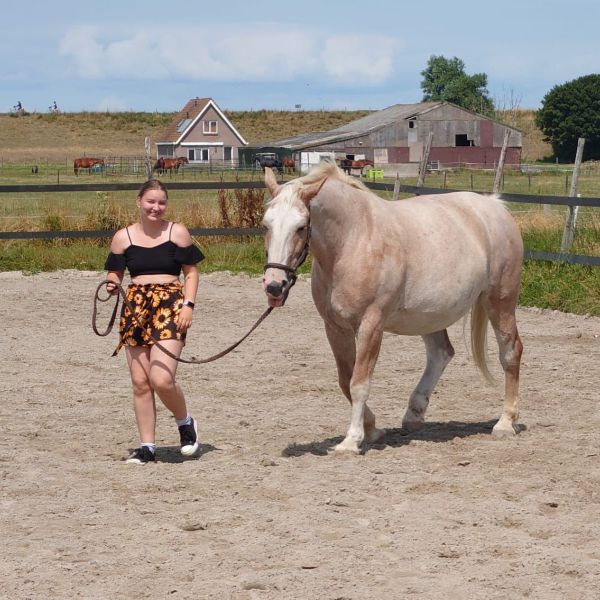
262, 162, 523, 454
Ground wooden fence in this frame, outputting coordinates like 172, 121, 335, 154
1, 180, 599, 267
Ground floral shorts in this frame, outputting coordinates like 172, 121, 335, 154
114, 282, 186, 355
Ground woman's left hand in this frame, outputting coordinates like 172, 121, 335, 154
177, 305, 194, 332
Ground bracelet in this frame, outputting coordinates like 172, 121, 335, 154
182, 300, 195, 309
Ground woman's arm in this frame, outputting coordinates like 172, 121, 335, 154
105, 228, 128, 294
172, 223, 200, 332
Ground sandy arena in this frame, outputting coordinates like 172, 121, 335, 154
1, 270, 599, 599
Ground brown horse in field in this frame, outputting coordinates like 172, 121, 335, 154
262, 162, 524, 453
340, 158, 374, 175
153, 157, 188, 175
282, 157, 296, 174
73, 157, 104, 176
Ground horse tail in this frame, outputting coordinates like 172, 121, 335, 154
470, 293, 494, 383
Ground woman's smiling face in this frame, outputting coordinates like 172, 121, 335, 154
137, 189, 167, 221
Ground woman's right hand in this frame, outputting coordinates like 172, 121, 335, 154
106, 281, 119, 296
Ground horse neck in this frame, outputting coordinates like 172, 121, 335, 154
309, 183, 368, 267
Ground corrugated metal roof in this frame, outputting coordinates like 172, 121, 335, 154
263, 102, 442, 149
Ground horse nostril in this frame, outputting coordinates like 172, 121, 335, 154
266, 281, 285, 297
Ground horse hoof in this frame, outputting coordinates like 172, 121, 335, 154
492, 420, 519, 437
402, 417, 425, 433
333, 440, 361, 455
365, 427, 386, 444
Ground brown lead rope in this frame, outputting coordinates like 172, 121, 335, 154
92, 280, 273, 364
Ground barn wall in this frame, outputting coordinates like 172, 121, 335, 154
293, 103, 522, 167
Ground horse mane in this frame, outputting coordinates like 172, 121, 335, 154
300, 160, 370, 192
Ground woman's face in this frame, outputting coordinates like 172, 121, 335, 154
137, 189, 167, 222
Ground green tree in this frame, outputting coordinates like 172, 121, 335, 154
535, 74, 600, 162
420, 55, 494, 116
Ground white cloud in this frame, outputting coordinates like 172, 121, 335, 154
321, 35, 402, 84
58, 24, 401, 84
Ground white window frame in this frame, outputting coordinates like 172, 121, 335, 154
203, 120, 218, 135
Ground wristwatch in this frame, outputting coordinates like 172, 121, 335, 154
182, 300, 195, 309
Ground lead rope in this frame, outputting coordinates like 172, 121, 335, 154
92, 280, 273, 364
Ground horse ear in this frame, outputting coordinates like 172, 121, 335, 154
299, 180, 325, 205
264, 167, 281, 197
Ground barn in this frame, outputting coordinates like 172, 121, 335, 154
156, 97, 247, 167
243, 101, 522, 174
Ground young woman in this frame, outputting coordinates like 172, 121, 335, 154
104, 179, 204, 464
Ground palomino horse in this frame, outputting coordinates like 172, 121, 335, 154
262, 162, 523, 453
153, 157, 188, 175
73, 157, 104, 176
340, 158, 374, 175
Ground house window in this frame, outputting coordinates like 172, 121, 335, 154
408, 120, 416, 129
188, 148, 210, 161
455, 134, 473, 147
223, 146, 232, 161
203, 120, 218, 135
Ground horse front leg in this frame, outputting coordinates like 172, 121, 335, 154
324, 322, 385, 452
331, 318, 384, 454
402, 330, 455, 432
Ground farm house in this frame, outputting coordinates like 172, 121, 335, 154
244, 101, 522, 174
155, 98, 247, 166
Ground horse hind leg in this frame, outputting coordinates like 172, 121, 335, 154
402, 330, 455, 432
480, 291, 523, 437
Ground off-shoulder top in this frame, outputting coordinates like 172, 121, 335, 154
104, 222, 204, 277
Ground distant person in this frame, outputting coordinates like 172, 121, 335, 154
103, 179, 205, 464
15, 101, 22, 112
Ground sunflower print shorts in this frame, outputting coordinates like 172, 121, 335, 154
113, 282, 186, 355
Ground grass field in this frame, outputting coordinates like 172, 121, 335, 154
0, 108, 551, 164
0, 109, 598, 315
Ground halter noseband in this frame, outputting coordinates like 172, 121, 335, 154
263, 223, 311, 305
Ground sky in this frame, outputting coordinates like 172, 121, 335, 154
1, 0, 598, 114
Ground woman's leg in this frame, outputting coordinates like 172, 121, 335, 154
125, 346, 157, 443
148, 339, 187, 419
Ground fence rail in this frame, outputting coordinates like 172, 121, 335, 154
1, 180, 599, 267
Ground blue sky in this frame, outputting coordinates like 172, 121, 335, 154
1, 0, 598, 113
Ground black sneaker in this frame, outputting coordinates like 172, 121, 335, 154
179, 418, 199, 456
126, 446, 156, 465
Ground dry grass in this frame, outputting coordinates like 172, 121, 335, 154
0, 109, 550, 164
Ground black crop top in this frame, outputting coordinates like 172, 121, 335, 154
104, 223, 204, 277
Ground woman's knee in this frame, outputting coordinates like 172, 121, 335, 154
149, 371, 176, 394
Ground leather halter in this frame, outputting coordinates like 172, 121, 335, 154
263, 223, 311, 306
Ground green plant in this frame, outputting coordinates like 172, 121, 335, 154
420, 55, 494, 115
535, 74, 600, 162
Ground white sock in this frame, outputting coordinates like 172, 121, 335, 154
141, 442, 156, 454
175, 414, 192, 427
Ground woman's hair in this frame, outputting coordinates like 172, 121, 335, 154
138, 179, 168, 200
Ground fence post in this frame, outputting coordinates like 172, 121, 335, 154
417, 131, 433, 188
144, 136, 152, 180
392, 172, 401, 201
560, 137, 585, 252
493, 128, 511, 194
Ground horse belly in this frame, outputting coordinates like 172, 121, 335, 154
384, 285, 482, 335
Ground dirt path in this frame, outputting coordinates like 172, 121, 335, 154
1, 271, 599, 599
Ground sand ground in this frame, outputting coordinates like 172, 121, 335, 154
1, 270, 599, 599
